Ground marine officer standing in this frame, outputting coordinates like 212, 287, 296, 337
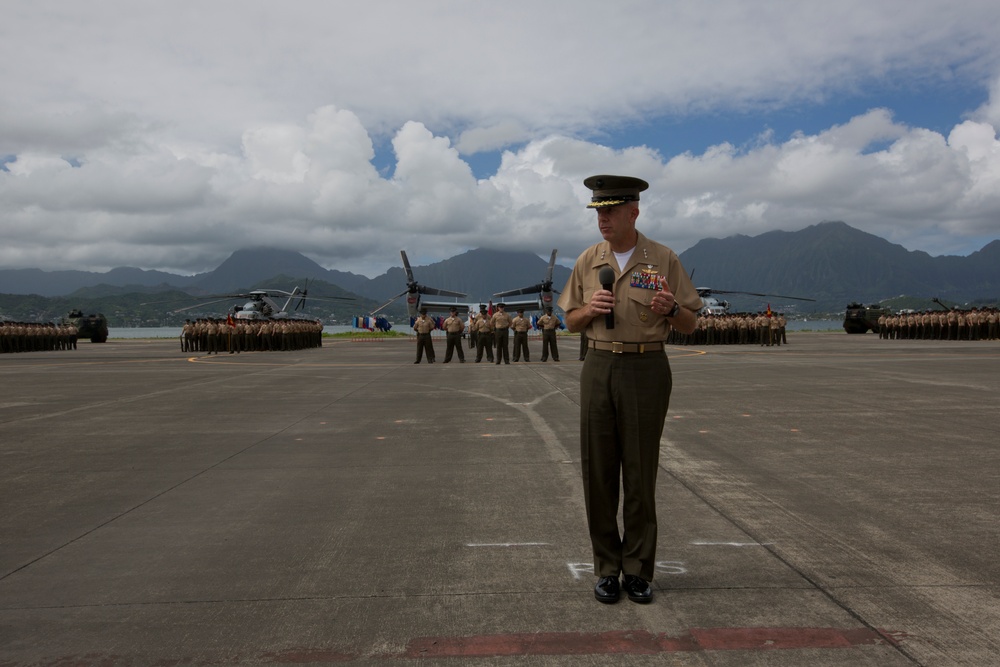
558, 175, 700, 604
474, 305, 494, 363
510, 307, 531, 362
491, 302, 512, 365
442, 306, 466, 363
412, 307, 436, 363
537, 306, 561, 362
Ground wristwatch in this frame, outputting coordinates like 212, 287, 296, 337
666, 301, 680, 318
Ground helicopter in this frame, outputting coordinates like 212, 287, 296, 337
374, 251, 469, 319
696, 287, 816, 315
167, 284, 354, 321
492, 249, 560, 312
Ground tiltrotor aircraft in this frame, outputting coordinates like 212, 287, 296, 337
492, 249, 560, 312
375, 251, 469, 319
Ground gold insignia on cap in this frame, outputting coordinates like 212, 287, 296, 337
584, 174, 650, 209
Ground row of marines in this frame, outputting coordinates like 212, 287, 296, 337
878, 308, 1000, 340
181, 318, 324, 354
412, 304, 563, 364
666, 312, 789, 346
1, 321, 81, 353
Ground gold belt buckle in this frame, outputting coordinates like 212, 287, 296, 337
612, 341, 624, 354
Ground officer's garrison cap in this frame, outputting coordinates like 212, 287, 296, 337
584, 174, 649, 208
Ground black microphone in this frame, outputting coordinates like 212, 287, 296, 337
598, 266, 615, 330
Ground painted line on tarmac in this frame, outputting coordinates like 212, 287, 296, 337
465, 542, 550, 547
691, 540, 774, 547
26, 627, 910, 664
399, 627, 909, 658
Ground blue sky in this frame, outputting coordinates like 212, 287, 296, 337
450, 81, 991, 182
3, 0, 1000, 276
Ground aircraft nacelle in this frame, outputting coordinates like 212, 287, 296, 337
491, 248, 560, 315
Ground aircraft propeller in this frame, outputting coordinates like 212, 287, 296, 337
369, 251, 466, 318
393, 250, 467, 300
493, 249, 560, 299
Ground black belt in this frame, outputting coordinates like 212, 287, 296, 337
588, 340, 664, 354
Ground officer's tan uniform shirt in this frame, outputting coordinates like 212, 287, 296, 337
538, 314, 560, 331
491, 310, 512, 332
558, 231, 701, 343
443, 315, 465, 333
511, 315, 531, 332
413, 315, 436, 334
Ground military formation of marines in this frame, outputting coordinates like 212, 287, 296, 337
181, 318, 324, 354
877, 307, 999, 341
667, 312, 789, 346
415, 304, 565, 364
1, 321, 79, 353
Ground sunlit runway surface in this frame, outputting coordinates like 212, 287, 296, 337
2, 333, 998, 665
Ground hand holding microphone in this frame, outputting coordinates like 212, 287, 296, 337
598, 266, 616, 330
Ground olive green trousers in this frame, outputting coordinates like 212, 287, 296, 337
579, 349, 672, 581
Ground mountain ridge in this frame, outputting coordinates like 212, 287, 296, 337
678, 221, 1000, 307
2, 223, 999, 319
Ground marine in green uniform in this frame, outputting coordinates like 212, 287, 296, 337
474, 306, 494, 362
558, 175, 700, 605
412, 308, 436, 363
442, 306, 466, 363
511, 308, 531, 362
538, 306, 561, 361
491, 303, 512, 365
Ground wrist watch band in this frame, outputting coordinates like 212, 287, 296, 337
667, 301, 681, 318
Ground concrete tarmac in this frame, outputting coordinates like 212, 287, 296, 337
1, 332, 998, 666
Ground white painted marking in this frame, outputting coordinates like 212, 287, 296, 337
691, 541, 773, 547
568, 561, 688, 579
466, 542, 549, 547
655, 560, 687, 575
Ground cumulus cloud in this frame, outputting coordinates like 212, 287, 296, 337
2, 0, 1000, 276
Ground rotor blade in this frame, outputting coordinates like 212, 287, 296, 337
494, 284, 542, 298
546, 249, 557, 281
710, 289, 815, 302
297, 294, 356, 302
296, 280, 309, 311
370, 294, 403, 315
420, 287, 467, 298
138, 296, 193, 306
400, 250, 415, 284
146, 292, 250, 306
769, 295, 815, 302
171, 297, 241, 313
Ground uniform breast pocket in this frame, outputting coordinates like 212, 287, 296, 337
627, 288, 656, 327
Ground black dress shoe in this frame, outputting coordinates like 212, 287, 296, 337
622, 575, 652, 603
594, 576, 620, 604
